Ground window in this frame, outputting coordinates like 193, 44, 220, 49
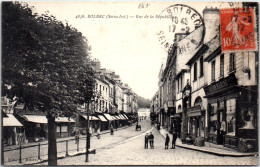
211, 60, 215, 81
180, 75, 183, 91
229, 53, 236, 71
220, 54, 224, 77
168, 77, 171, 94
177, 79, 179, 93
194, 62, 197, 81
200, 57, 204, 77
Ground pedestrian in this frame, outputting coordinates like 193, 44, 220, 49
97, 127, 101, 139
165, 134, 170, 149
144, 133, 149, 149
17, 132, 23, 146
148, 132, 154, 149
171, 129, 177, 149
110, 125, 114, 135
74, 127, 80, 144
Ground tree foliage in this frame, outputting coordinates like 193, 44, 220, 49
136, 95, 151, 109
2, 2, 95, 116
2, 2, 95, 165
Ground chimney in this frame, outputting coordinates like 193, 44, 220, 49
203, 7, 220, 43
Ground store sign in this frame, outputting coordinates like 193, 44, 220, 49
204, 73, 237, 95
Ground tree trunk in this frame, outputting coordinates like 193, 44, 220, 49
47, 114, 57, 166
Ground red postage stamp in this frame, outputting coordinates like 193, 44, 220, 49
220, 8, 256, 52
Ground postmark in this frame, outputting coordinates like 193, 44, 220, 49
220, 7, 257, 52
156, 4, 205, 52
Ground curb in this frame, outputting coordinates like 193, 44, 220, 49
158, 129, 258, 157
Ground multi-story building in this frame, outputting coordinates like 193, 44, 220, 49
152, 5, 258, 152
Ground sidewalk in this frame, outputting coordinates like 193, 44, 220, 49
3, 124, 132, 151
159, 128, 258, 157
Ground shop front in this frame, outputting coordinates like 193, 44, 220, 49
19, 115, 48, 142
171, 113, 182, 136
187, 105, 205, 138
97, 114, 109, 131
79, 115, 100, 134
204, 74, 257, 151
55, 117, 75, 138
3, 114, 23, 145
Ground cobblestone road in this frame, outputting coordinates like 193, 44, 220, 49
38, 120, 258, 165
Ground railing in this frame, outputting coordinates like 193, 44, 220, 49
3, 136, 89, 164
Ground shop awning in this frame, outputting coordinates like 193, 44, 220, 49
55, 117, 75, 123
103, 113, 114, 121
82, 115, 100, 121
97, 115, 108, 122
115, 116, 121, 120
23, 115, 48, 124
122, 114, 129, 119
111, 116, 119, 120
3, 114, 23, 127
119, 114, 126, 120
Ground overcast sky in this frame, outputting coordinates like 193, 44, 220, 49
27, 1, 240, 99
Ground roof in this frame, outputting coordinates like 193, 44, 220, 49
3, 114, 23, 127
204, 35, 221, 62
186, 44, 209, 66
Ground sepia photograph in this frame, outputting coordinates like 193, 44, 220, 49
1, 1, 259, 166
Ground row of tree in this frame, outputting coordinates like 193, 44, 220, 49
2, 2, 95, 165
136, 95, 151, 109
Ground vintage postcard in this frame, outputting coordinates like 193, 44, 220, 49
1, 1, 259, 166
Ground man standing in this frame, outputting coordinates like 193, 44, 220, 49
110, 125, 114, 135
144, 133, 149, 149
148, 132, 154, 149
165, 134, 170, 149
74, 127, 80, 144
171, 129, 177, 149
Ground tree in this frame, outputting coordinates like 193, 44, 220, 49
2, 2, 95, 165
136, 95, 151, 108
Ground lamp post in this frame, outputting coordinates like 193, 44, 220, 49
85, 103, 90, 162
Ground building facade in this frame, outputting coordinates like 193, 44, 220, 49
151, 6, 258, 152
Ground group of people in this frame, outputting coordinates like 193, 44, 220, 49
144, 132, 154, 149
144, 129, 178, 149
165, 130, 178, 149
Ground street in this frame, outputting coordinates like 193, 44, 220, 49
37, 120, 258, 165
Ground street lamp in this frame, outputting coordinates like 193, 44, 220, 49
86, 92, 100, 162
85, 102, 90, 162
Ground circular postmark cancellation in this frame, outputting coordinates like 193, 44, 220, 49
157, 4, 205, 52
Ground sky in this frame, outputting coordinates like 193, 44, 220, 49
27, 1, 240, 99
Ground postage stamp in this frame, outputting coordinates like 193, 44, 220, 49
220, 7, 257, 52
